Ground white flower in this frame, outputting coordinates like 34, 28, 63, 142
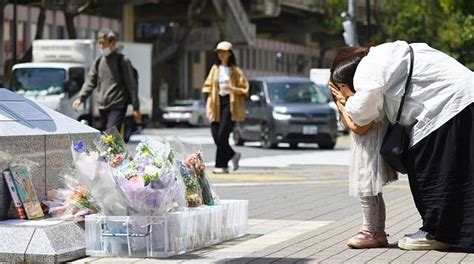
144, 165, 160, 177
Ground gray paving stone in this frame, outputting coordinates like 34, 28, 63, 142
368, 249, 406, 261
366, 260, 391, 264
271, 259, 301, 264
317, 258, 346, 264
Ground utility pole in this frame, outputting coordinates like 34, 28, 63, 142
342, 0, 359, 47
12, 0, 17, 63
366, 0, 371, 41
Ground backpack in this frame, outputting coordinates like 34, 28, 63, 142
95, 53, 139, 90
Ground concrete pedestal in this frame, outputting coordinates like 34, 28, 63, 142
0, 88, 99, 262
0, 219, 85, 263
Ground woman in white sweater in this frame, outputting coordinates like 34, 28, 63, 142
330, 41, 474, 251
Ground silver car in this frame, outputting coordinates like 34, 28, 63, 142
161, 100, 209, 127
233, 77, 338, 149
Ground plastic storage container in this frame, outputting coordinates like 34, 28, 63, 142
85, 199, 248, 258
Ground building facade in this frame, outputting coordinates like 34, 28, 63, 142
1, 3, 121, 84
2, 0, 350, 121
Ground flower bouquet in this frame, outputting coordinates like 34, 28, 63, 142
113, 139, 186, 215
94, 127, 128, 168
42, 167, 99, 219
71, 140, 129, 215
185, 151, 218, 205
42, 169, 99, 219
177, 160, 202, 207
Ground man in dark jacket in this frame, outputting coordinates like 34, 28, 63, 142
72, 28, 141, 133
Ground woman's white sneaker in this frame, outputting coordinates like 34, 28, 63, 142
398, 229, 451, 250
212, 168, 229, 174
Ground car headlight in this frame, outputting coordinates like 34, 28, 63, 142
272, 111, 292, 120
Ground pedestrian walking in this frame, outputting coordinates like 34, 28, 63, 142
330, 49, 397, 249
202, 41, 249, 174
72, 28, 141, 134
330, 41, 474, 251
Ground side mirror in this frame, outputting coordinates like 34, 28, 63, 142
65, 80, 80, 98
250, 94, 261, 103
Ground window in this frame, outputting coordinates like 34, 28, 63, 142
78, 28, 87, 39
252, 49, 256, 70
18, 22, 25, 54
267, 82, 328, 104
249, 81, 263, 97
30, 23, 37, 42
11, 68, 66, 95
246, 49, 251, 69
57, 26, 65, 39
69, 67, 85, 90
192, 51, 200, 63
44, 25, 51, 39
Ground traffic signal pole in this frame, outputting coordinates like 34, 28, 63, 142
342, 0, 359, 47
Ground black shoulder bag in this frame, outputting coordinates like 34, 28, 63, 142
380, 45, 414, 174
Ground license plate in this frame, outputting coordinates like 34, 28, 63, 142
302, 125, 318, 135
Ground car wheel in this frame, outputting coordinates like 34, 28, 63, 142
319, 140, 336, 150
289, 143, 298, 149
233, 129, 245, 146
261, 124, 277, 149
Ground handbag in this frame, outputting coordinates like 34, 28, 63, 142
380, 45, 414, 174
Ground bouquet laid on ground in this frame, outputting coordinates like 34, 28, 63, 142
42, 169, 99, 219
67, 127, 217, 217
71, 138, 129, 215
177, 160, 203, 207
185, 151, 218, 205
114, 138, 186, 215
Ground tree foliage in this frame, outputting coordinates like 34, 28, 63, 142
374, 0, 474, 69
319, 0, 347, 36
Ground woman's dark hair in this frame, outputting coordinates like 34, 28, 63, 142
330, 46, 370, 93
215, 50, 237, 67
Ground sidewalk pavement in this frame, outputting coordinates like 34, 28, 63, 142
69, 173, 474, 264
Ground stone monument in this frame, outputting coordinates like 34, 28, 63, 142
0, 88, 99, 262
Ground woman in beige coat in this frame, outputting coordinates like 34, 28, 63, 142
202, 41, 249, 173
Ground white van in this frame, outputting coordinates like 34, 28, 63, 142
9, 39, 152, 137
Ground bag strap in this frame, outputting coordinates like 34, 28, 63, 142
395, 45, 414, 123
94, 56, 102, 73
117, 53, 126, 87
117, 53, 133, 100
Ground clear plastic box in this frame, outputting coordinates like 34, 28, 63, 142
85, 200, 248, 258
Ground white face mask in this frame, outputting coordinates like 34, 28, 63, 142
100, 47, 112, 56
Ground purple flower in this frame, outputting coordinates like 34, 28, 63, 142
97, 155, 107, 162
137, 165, 145, 173
73, 140, 89, 153
150, 179, 165, 189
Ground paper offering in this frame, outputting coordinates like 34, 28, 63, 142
8, 166, 44, 219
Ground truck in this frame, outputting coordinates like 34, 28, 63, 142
8, 39, 153, 139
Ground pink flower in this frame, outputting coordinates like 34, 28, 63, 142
129, 176, 144, 187
111, 154, 124, 167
